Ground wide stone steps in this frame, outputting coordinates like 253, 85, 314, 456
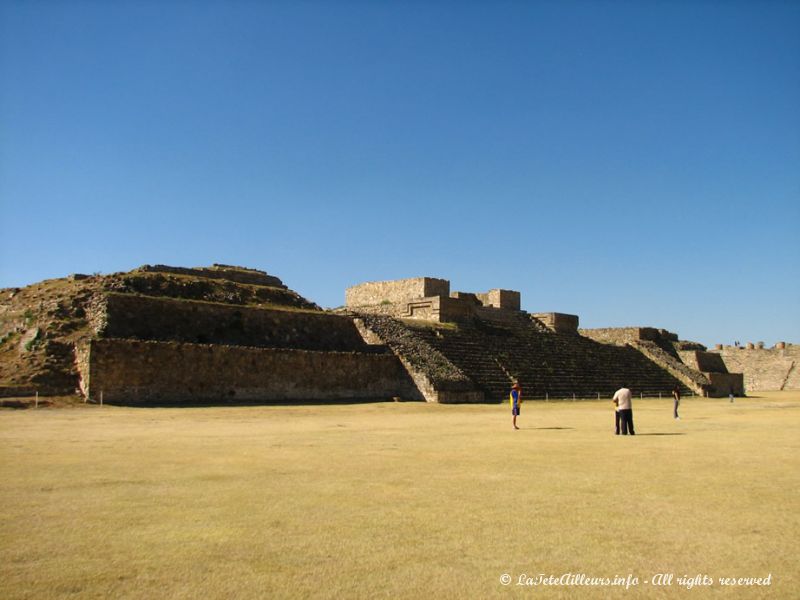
409, 318, 692, 401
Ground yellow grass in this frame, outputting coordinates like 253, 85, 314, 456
1, 392, 798, 599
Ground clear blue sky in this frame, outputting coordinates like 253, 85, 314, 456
1, 1, 798, 348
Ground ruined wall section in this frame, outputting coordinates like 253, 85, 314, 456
580, 327, 664, 345
135, 264, 286, 288
705, 373, 746, 396
711, 345, 800, 391
351, 313, 482, 402
678, 351, 729, 374
404, 296, 475, 322
81, 339, 416, 403
532, 313, 579, 334
475, 289, 521, 310
635, 342, 710, 395
98, 294, 374, 352
578, 327, 741, 396
104, 272, 317, 310
345, 278, 450, 307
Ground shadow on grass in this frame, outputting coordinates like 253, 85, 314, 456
533, 427, 575, 430
635, 432, 686, 436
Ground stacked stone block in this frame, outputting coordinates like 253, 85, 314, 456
711, 345, 799, 391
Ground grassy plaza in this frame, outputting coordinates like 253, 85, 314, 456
1, 392, 797, 599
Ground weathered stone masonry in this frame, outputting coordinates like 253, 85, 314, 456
98, 293, 373, 352
79, 339, 419, 403
710, 345, 800, 391
3, 265, 783, 403
347, 278, 724, 399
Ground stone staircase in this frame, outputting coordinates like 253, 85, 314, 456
632, 340, 709, 395
397, 311, 693, 401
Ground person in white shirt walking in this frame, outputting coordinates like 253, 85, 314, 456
613, 386, 635, 435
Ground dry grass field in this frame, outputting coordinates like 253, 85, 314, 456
1, 392, 798, 599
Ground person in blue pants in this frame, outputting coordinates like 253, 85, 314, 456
510, 382, 522, 430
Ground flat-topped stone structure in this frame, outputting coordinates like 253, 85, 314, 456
2, 266, 778, 403
475, 289, 520, 310
532, 312, 579, 334
678, 350, 744, 396
578, 326, 745, 396
710, 343, 799, 391
346, 277, 450, 307
136, 263, 286, 289
345, 277, 522, 323
579, 326, 680, 346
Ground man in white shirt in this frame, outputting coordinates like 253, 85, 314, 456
613, 386, 635, 435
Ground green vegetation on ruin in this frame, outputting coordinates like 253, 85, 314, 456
0, 266, 322, 394
400, 318, 459, 331
104, 291, 323, 315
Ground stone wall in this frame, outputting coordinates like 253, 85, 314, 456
532, 313, 579, 334
706, 372, 745, 396
711, 345, 800, 391
345, 278, 450, 307
581, 327, 650, 344
80, 339, 417, 403
678, 351, 729, 374
405, 296, 475, 322
450, 292, 481, 304
634, 341, 710, 395
345, 278, 523, 324
475, 289, 521, 310
580, 327, 679, 345
98, 293, 372, 352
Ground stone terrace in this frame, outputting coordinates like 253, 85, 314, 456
393, 312, 693, 400
345, 277, 716, 401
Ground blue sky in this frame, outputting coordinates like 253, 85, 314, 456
1, 1, 798, 348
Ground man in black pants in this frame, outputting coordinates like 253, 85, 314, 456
613, 386, 635, 435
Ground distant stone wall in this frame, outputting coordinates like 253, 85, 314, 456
345, 278, 450, 307
136, 264, 285, 288
632, 341, 710, 395
405, 296, 475, 322
475, 289, 521, 310
706, 372, 745, 396
579, 327, 682, 345
532, 313, 579, 334
98, 293, 372, 352
345, 278, 524, 324
580, 327, 658, 345
80, 339, 417, 403
678, 351, 729, 374
348, 294, 476, 323
711, 345, 800, 391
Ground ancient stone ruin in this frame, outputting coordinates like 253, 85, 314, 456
709, 342, 799, 392
344, 278, 741, 401
3, 265, 789, 405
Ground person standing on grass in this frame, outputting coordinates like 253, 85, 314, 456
672, 385, 681, 420
613, 385, 635, 435
613, 395, 621, 434
510, 382, 522, 430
